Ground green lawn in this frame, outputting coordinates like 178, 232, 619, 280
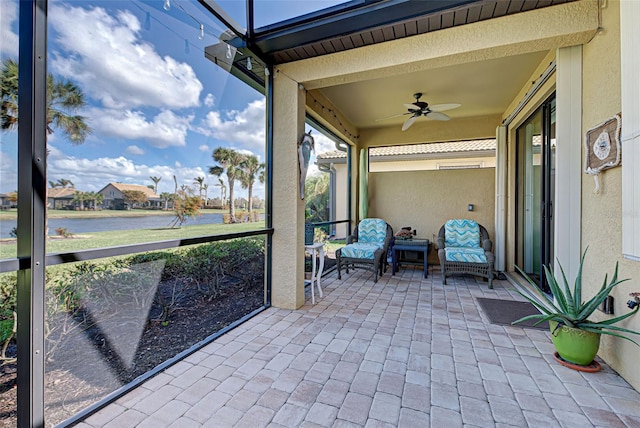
0, 221, 267, 259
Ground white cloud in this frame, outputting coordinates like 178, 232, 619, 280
204, 94, 215, 107
312, 132, 338, 154
0, 0, 18, 58
198, 144, 210, 152
126, 145, 145, 155
49, 3, 203, 110
197, 99, 265, 150
46, 147, 211, 195
89, 108, 193, 148
0, 150, 17, 193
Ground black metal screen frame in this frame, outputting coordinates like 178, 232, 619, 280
10, 1, 276, 425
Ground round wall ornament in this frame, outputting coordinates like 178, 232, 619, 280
584, 114, 621, 194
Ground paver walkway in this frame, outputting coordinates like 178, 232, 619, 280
78, 266, 640, 427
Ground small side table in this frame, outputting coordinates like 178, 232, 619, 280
304, 242, 325, 304
392, 239, 430, 278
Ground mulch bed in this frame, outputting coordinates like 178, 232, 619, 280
0, 273, 264, 427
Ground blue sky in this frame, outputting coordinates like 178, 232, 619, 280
0, 0, 342, 199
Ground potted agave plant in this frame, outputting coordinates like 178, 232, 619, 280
512, 249, 640, 369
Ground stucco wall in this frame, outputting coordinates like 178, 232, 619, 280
368, 168, 495, 265
581, 0, 640, 390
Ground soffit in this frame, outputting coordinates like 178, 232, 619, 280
253, 0, 577, 64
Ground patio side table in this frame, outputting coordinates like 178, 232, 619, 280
304, 242, 324, 304
392, 239, 430, 278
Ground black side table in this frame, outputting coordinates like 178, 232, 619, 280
392, 239, 431, 278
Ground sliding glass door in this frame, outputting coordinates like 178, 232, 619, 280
516, 96, 556, 291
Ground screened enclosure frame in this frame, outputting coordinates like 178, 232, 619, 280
12, 1, 276, 425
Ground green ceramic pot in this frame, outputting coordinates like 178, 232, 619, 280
549, 320, 601, 366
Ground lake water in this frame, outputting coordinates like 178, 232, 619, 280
0, 212, 233, 238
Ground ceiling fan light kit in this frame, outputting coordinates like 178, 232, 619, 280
377, 92, 461, 131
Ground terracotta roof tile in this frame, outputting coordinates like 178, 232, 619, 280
108, 183, 160, 199
317, 139, 495, 160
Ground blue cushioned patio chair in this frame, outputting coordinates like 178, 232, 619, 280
437, 219, 494, 289
336, 218, 393, 283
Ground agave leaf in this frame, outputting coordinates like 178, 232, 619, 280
511, 313, 547, 325
577, 278, 629, 320
554, 260, 575, 314
583, 305, 640, 326
543, 265, 573, 314
511, 269, 561, 314
578, 327, 640, 346
574, 249, 588, 310
581, 321, 640, 335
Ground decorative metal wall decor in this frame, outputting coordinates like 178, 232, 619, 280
298, 131, 315, 199
584, 114, 621, 193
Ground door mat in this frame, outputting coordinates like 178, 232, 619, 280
476, 297, 549, 330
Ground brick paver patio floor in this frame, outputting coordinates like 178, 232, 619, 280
77, 266, 640, 427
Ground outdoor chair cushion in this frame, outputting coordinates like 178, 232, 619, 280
356, 218, 388, 245
445, 246, 487, 263
445, 219, 481, 248
340, 242, 381, 260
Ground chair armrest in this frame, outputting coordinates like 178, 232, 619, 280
482, 239, 492, 252
437, 225, 445, 250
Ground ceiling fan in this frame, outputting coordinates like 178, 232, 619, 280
377, 92, 461, 131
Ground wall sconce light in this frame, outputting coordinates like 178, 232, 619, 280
467, 204, 474, 212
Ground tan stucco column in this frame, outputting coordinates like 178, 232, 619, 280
271, 71, 306, 309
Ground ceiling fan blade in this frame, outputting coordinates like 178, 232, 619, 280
403, 103, 421, 111
376, 112, 411, 122
429, 103, 461, 112
426, 111, 451, 121
402, 115, 418, 131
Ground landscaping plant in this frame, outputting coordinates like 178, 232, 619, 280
512, 249, 640, 344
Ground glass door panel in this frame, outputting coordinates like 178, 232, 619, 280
516, 95, 555, 291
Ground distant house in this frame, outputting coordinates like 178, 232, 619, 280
98, 183, 161, 210
0, 193, 17, 210
47, 187, 77, 210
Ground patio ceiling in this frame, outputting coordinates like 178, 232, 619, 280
209, 0, 575, 133
317, 51, 551, 130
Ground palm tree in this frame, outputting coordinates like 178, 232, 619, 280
239, 154, 264, 218
202, 183, 209, 207
214, 178, 227, 208
2, 58, 90, 237
55, 178, 74, 188
83, 191, 103, 210
150, 176, 162, 194
160, 192, 173, 210
209, 148, 246, 223
1, 59, 91, 143
193, 176, 205, 207
72, 191, 86, 210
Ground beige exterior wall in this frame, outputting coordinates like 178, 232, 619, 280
271, 73, 307, 310
272, 0, 640, 391
580, 0, 640, 390
368, 168, 495, 265
499, 0, 640, 390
